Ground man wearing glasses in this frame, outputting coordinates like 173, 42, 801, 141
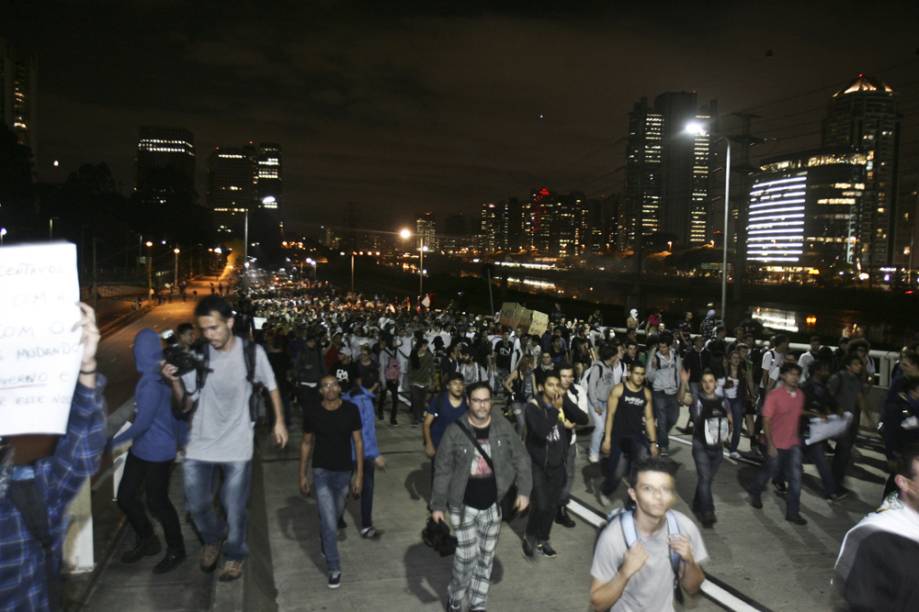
431, 382, 532, 612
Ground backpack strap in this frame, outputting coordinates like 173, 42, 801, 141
9, 478, 62, 611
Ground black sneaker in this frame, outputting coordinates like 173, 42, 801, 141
328, 571, 342, 589
121, 534, 161, 564
445, 596, 461, 612
700, 512, 716, 528
786, 514, 807, 526
360, 526, 381, 539
537, 542, 558, 558
522, 538, 535, 559
555, 507, 576, 529
773, 481, 787, 495
152, 550, 186, 574
338, 516, 347, 530
750, 494, 763, 509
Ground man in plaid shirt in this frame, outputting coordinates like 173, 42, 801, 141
0, 304, 104, 611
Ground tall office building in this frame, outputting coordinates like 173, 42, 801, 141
822, 74, 900, 269
135, 127, 196, 206
624, 93, 714, 248
624, 98, 663, 244
479, 203, 499, 254
208, 146, 255, 235
416, 211, 438, 251
0, 38, 37, 158
255, 143, 282, 211
745, 149, 868, 276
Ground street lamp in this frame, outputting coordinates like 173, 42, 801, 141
145, 240, 154, 299
399, 228, 425, 297
685, 121, 730, 326
49, 216, 59, 240
173, 248, 181, 287
0, 227, 7, 247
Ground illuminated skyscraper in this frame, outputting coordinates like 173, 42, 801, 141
0, 37, 37, 158
822, 74, 900, 269
256, 143, 282, 211
479, 203, 498, 253
208, 146, 255, 235
625, 93, 715, 248
416, 211, 437, 251
745, 149, 868, 276
135, 127, 196, 206
624, 98, 663, 243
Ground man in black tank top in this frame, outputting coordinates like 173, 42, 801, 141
690, 370, 731, 528
599, 364, 657, 502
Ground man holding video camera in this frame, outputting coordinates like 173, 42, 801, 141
162, 295, 288, 582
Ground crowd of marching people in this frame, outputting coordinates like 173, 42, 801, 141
7, 275, 917, 611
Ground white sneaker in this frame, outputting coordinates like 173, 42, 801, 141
729, 451, 741, 459
599, 493, 612, 506
589, 452, 600, 464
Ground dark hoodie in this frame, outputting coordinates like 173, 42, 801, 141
111, 328, 181, 462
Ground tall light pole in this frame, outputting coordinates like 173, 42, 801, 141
0, 227, 7, 247
49, 217, 58, 240
243, 208, 249, 266
399, 227, 425, 297
173, 247, 180, 287
685, 121, 731, 326
145, 240, 154, 299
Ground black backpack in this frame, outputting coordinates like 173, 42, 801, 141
178, 337, 264, 423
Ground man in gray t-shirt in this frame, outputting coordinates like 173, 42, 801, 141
590, 458, 708, 611
164, 296, 288, 582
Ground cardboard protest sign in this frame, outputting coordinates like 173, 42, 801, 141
528, 310, 549, 336
499, 302, 533, 330
0, 243, 83, 435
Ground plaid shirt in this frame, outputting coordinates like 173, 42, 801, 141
0, 380, 106, 612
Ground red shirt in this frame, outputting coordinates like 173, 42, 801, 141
763, 384, 804, 449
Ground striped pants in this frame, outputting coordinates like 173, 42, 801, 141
447, 503, 501, 610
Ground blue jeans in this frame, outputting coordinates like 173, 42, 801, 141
803, 442, 837, 497
691, 439, 723, 514
314, 468, 352, 573
590, 403, 607, 457
652, 391, 679, 451
725, 397, 746, 453
183, 459, 251, 561
601, 436, 649, 496
751, 446, 802, 517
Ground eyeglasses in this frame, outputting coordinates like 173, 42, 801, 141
469, 397, 491, 404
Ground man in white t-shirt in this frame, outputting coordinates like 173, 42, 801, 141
590, 457, 708, 611
163, 296, 288, 582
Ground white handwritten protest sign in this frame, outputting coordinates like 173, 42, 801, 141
0, 243, 82, 435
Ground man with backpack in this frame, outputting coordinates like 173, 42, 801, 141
646, 334, 683, 456
585, 342, 626, 464
379, 335, 402, 426
163, 295, 288, 582
590, 457, 707, 611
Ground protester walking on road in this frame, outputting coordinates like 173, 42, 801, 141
163, 295, 288, 582
590, 457, 707, 611
299, 375, 364, 588
748, 362, 808, 525
431, 382, 532, 612
113, 328, 186, 573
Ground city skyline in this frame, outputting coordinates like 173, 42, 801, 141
4, 3, 919, 230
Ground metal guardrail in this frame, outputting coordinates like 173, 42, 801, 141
608, 326, 900, 389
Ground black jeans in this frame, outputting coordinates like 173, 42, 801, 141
359, 458, 376, 529
379, 380, 400, 422
601, 437, 649, 496
410, 385, 429, 424
559, 442, 577, 505
526, 463, 565, 543
116, 452, 184, 552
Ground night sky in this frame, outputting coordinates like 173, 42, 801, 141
6, 1, 919, 232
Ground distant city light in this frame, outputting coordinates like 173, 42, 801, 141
52, 160, 60, 167
684, 121, 708, 137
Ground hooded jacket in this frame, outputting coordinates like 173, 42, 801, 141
112, 328, 181, 462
